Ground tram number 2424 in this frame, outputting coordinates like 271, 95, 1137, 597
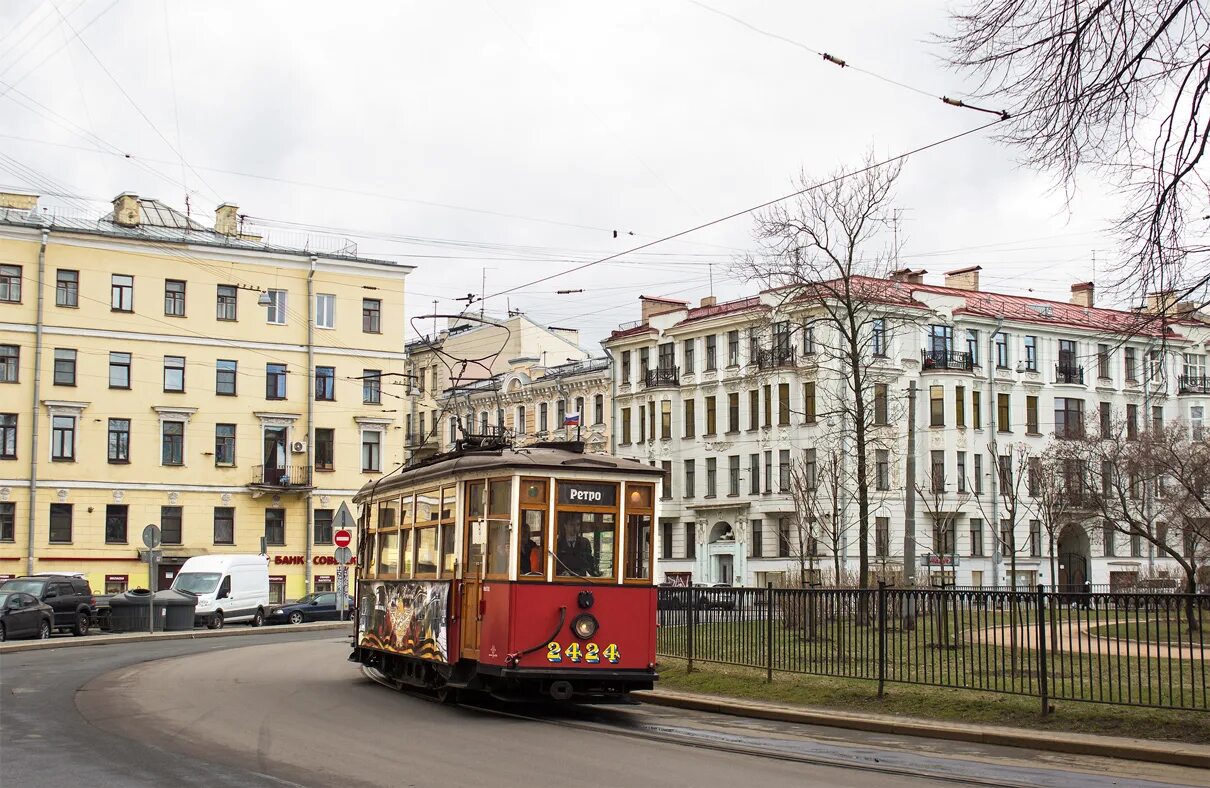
546, 642, 620, 664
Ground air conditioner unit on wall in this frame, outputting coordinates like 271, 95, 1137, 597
290, 440, 308, 454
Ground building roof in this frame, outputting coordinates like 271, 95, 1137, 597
0, 202, 410, 270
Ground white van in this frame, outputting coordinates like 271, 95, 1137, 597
171, 554, 270, 629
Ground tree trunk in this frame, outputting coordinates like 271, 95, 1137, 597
1185, 572, 1201, 634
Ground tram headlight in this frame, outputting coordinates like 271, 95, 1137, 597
571, 613, 598, 640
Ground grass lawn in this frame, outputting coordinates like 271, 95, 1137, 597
1089, 619, 1207, 645
656, 657, 1210, 744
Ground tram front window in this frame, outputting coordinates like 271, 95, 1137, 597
520, 509, 545, 576
555, 512, 615, 578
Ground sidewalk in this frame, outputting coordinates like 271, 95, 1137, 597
634, 688, 1210, 770
0, 621, 352, 654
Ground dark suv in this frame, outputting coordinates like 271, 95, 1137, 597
0, 575, 95, 635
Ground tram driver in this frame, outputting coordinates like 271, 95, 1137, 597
556, 519, 600, 577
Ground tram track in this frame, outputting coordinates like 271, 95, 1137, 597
360, 666, 1117, 788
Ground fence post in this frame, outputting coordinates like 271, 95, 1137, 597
877, 581, 887, 699
687, 586, 695, 674
1035, 583, 1049, 716
766, 582, 774, 683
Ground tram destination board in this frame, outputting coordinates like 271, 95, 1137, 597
557, 481, 617, 506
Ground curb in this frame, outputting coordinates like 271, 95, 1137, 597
0, 622, 352, 654
633, 690, 1210, 770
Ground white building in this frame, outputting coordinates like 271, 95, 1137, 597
603, 271, 1209, 589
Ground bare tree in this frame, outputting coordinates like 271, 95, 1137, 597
942, 1, 1210, 312
1027, 448, 1084, 592
742, 155, 910, 591
914, 457, 972, 647
1058, 418, 1210, 631
787, 446, 850, 588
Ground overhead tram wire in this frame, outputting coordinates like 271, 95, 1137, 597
0, 0, 118, 92
473, 117, 1008, 306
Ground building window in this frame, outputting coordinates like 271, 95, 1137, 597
957, 452, 967, 492
876, 449, 890, 490
111, 274, 133, 311
929, 385, 944, 426
763, 384, 772, 427
557, 400, 567, 431
974, 454, 983, 495
777, 517, 791, 558
955, 385, 966, 427
779, 449, 791, 492
764, 451, 772, 493
594, 394, 604, 424
994, 332, 1009, 368
661, 460, 672, 499
705, 334, 717, 370
362, 369, 381, 404
804, 448, 817, 490
164, 356, 185, 392
872, 318, 886, 357
1023, 335, 1037, 371
55, 269, 78, 307
727, 393, 739, 433
998, 454, 1013, 489
1126, 403, 1138, 440
51, 415, 75, 461
215, 423, 236, 466
162, 421, 185, 466
53, 349, 76, 386
362, 298, 382, 333
108, 418, 130, 463
49, 503, 72, 543
997, 393, 1011, 432
1026, 395, 1039, 434
778, 382, 791, 426
684, 459, 696, 498
0, 414, 15, 459
213, 359, 237, 396
0, 344, 17, 382
929, 324, 954, 355
266, 289, 288, 324
515, 405, 527, 435
705, 457, 717, 497
620, 351, 631, 384
1055, 397, 1085, 438
0, 501, 14, 541
265, 363, 287, 400
315, 366, 336, 401
108, 352, 131, 389
968, 518, 984, 556
661, 400, 672, 439
749, 453, 760, 495
750, 518, 763, 558
362, 430, 381, 472
931, 450, 945, 493
683, 338, 695, 373
161, 506, 182, 545
728, 455, 740, 496
314, 508, 334, 544
0, 264, 22, 302
316, 293, 335, 329
1029, 519, 1041, 557
1102, 521, 1116, 557
639, 347, 650, 378
1152, 405, 1164, 433
265, 508, 286, 546
803, 321, 816, 355
705, 395, 717, 435
875, 516, 890, 557
873, 383, 888, 426
749, 389, 760, 430
972, 390, 982, 429
805, 382, 818, 424
315, 427, 334, 470
213, 507, 235, 545
164, 279, 186, 316
217, 284, 238, 320
1124, 347, 1138, 382
966, 328, 980, 365
727, 330, 740, 366
105, 505, 129, 544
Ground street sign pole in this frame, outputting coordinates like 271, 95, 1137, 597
334, 545, 353, 621
142, 524, 161, 635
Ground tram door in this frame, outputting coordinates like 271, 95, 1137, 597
460, 481, 487, 660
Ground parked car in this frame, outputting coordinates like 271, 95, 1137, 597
268, 593, 355, 624
0, 575, 94, 635
0, 591, 54, 641
698, 584, 738, 611
657, 584, 690, 610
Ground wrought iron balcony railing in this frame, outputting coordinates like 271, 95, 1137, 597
251, 464, 313, 488
1056, 363, 1085, 384
921, 349, 974, 371
1179, 374, 1209, 394
756, 347, 796, 370
644, 366, 680, 387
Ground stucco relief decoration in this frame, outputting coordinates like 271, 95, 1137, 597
272, 495, 282, 505
320, 496, 331, 507
112, 490, 124, 502
735, 517, 748, 545
220, 493, 232, 504
695, 519, 709, 544
167, 492, 180, 504
704, 440, 732, 452
0, 487, 10, 501
57, 489, 69, 502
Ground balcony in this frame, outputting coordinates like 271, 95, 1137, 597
921, 349, 973, 371
251, 464, 313, 489
1055, 363, 1085, 385
644, 366, 680, 388
756, 347, 796, 370
1179, 374, 1209, 394
405, 431, 438, 449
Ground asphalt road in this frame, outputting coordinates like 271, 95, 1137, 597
2, 633, 1206, 788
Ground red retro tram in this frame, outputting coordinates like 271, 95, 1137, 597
350, 440, 663, 702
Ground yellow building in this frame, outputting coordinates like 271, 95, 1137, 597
0, 191, 411, 602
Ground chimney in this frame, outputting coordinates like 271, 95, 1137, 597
112, 193, 141, 227
699, 296, 717, 308
944, 265, 981, 291
214, 202, 240, 236
1070, 282, 1095, 308
890, 267, 927, 284
640, 295, 689, 322
547, 326, 580, 346
0, 190, 38, 211
1144, 291, 1178, 315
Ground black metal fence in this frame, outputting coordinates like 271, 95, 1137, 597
656, 585, 1209, 713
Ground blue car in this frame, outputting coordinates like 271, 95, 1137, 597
268, 593, 354, 625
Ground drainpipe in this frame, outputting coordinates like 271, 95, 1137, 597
988, 317, 1005, 587
305, 256, 316, 593
25, 229, 48, 575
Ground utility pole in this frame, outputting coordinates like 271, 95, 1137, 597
904, 381, 917, 585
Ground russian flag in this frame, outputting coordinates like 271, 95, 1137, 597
563, 412, 581, 426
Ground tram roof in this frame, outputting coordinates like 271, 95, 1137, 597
353, 445, 663, 503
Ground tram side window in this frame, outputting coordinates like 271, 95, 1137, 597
415, 526, 438, 576
486, 478, 512, 577
465, 481, 487, 575
518, 478, 548, 579
439, 486, 457, 575
624, 484, 655, 581
554, 482, 618, 580
378, 531, 399, 576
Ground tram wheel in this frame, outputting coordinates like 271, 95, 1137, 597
434, 685, 460, 705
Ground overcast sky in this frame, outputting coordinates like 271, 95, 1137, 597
0, 0, 1129, 350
